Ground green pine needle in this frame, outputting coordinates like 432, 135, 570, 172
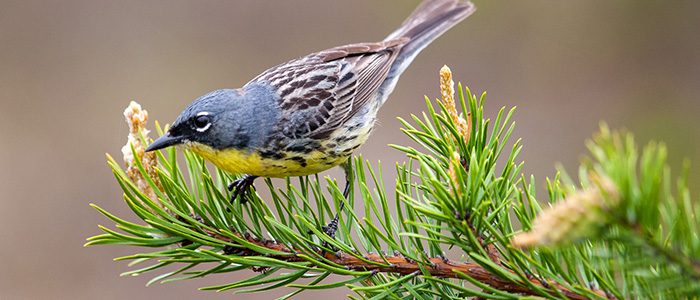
89, 75, 700, 299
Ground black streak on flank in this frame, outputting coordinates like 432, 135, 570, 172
286, 144, 313, 154
288, 156, 307, 167
347, 123, 363, 131
335, 135, 358, 143
259, 149, 286, 160
341, 144, 362, 154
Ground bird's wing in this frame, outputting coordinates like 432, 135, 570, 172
248, 39, 406, 139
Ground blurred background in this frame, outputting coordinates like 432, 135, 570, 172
1, 0, 699, 299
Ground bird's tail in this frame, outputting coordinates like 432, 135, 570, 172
379, 0, 475, 100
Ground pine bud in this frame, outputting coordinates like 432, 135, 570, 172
121, 101, 162, 200
440, 65, 470, 144
512, 174, 619, 248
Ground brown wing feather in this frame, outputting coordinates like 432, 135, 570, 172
247, 39, 407, 139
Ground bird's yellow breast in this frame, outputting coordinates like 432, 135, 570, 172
185, 142, 349, 177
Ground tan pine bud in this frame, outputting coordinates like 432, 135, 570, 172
121, 101, 162, 200
512, 174, 619, 249
440, 65, 470, 144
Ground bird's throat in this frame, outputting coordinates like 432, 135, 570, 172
185, 142, 264, 176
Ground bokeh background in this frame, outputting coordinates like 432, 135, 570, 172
1, 1, 699, 299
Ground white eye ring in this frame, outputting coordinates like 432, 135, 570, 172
194, 112, 212, 132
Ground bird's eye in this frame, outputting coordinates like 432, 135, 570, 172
193, 114, 211, 131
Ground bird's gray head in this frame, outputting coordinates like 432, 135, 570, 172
146, 89, 260, 152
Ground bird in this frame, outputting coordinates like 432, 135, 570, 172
145, 0, 475, 238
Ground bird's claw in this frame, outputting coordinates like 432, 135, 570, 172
322, 217, 339, 239
228, 175, 257, 204
320, 216, 340, 250
318, 163, 352, 251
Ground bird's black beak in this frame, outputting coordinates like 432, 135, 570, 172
145, 132, 184, 152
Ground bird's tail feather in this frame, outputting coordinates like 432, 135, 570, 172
379, 0, 475, 100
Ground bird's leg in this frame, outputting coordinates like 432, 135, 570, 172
227, 174, 258, 204
322, 161, 352, 240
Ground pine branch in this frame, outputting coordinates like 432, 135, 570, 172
620, 220, 700, 280
202, 226, 599, 300
88, 66, 700, 299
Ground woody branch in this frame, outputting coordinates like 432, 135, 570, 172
203, 228, 602, 300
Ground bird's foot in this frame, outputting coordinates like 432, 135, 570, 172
322, 215, 339, 239
320, 215, 340, 250
306, 214, 340, 250
227, 175, 258, 204
316, 161, 352, 251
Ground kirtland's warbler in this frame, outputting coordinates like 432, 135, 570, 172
146, 0, 475, 237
